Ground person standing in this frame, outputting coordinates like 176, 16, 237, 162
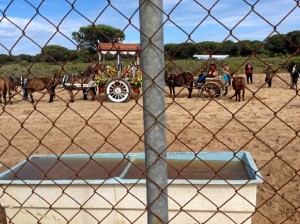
288, 64, 294, 87
291, 64, 299, 89
130, 60, 138, 80
20, 74, 28, 100
222, 64, 231, 86
245, 62, 253, 84
265, 64, 275, 88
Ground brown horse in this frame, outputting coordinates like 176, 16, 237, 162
24, 74, 61, 103
0, 77, 12, 105
230, 76, 246, 101
62, 73, 97, 103
165, 72, 194, 98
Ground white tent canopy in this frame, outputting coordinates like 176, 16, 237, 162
193, 55, 229, 60
101, 51, 137, 55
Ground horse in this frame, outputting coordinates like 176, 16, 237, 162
0, 77, 12, 105
230, 76, 246, 101
9, 77, 22, 98
62, 73, 97, 103
165, 72, 194, 98
24, 73, 61, 103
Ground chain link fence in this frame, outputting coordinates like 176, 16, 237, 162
0, 0, 299, 223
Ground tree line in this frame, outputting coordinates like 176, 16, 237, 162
165, 30, 300, 59
0, 24, 299, 64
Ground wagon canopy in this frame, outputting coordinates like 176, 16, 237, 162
97, 43, 140, 55
193, 55, 229, 60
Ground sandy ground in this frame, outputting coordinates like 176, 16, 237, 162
0, 73, 299, 224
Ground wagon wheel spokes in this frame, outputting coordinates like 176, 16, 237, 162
105, 78, 131, 103
109, 88, 127, 100
200, 82, 222, 100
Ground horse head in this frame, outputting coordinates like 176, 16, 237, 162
2, 77, 21, 103
9, 77, 22, 93
165, 72, 179, 86
165, 73, 172, 85
52, 73, 63, 86
165, 72, 194, 99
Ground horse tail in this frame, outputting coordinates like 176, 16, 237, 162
3, 80, 8, 97
2, 79, 12, 104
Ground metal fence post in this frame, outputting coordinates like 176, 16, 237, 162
139, 0, 168, 223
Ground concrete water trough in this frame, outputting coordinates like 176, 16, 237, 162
0, 151, 263, 224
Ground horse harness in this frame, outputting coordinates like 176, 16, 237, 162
166, 73, 185, 86
63, 74, 96, 94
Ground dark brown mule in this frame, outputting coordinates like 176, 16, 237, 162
62, 73, 97, 103
9, 77, 22, 98
165, 72, 194, 98
230, 76, 246, 101
0, 77, 12, 105
25, 74, 61, 103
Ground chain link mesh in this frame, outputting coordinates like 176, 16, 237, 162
0, 0, 299, 223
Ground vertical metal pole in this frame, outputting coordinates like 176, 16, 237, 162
117, 52, 122, 78
139, 0, 168, 223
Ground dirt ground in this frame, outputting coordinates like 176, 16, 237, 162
0, 73, 299, 224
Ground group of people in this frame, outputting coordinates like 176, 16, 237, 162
263, 63, 299, 88
195, 63, 234, 87
196, 61, 299, 89
196, 63, 218, 83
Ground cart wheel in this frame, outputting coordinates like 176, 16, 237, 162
105, 78, 131, 103
200, 82, 222, 100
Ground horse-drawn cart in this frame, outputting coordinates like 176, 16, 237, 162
97, 41, 141, 103
193, 55, 230, 100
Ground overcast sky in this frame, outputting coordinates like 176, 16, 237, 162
0, 0, 299, 55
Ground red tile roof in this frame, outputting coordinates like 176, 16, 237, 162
97, 43, 140, 52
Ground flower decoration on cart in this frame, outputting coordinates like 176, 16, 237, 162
122, 67, 131, 77
94, 72, 108, 86
94, 65, 116, 86
131, 70, 142, 87
106, 65, 117, 77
